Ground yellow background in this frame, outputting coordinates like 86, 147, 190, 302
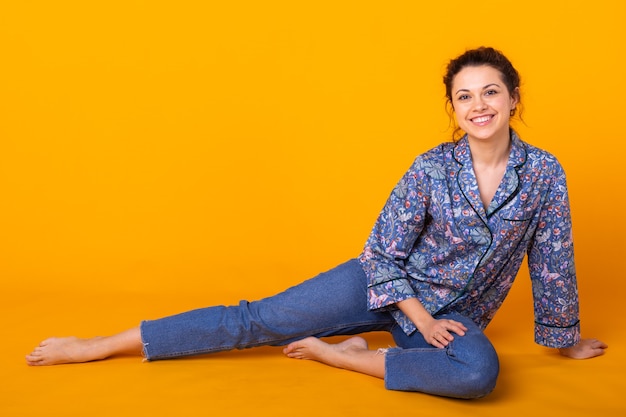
1, 1, 624, 416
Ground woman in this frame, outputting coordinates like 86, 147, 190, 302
26, 47, 607, 399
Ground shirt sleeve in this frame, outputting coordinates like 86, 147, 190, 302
359, 157, 430, 312
527, 161, 581, 348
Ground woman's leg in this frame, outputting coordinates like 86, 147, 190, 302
140, 259, 394, 360
283, 336, 385, 378
284, 313, 498, 399
385, 312, 499, 398
27, 259, 395, 365
26, 328, 142, 366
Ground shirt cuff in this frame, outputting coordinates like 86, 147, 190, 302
534, 320, 581, 348
366, 280, 415, 311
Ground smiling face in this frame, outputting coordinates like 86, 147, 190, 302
451, 65, 519, 144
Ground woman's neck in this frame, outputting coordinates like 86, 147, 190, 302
467, 133, 511, 169
467, 132, 512, 209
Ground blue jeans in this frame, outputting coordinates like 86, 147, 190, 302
140, 259, 499, 398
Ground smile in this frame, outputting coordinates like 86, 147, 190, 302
470, 115, 494, 125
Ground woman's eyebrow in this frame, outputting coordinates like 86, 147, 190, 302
454, 83, 501, 95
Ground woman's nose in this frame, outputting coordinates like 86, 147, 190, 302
473, 97, 487, 111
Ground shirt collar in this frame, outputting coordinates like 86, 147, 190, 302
452, 129, 527, 169
451, 129, 527, 218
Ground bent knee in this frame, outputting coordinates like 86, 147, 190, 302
452, 365, 499, 398
453, 347, 500, 398
384, 364, 499, 399
384, 348, 499, 398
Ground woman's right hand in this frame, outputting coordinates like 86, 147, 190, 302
396, 298, 468, 348
419, 317, 468, 348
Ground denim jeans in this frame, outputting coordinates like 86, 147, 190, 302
140, 259, 499, 398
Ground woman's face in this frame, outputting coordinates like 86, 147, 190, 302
450, 65, 518, 144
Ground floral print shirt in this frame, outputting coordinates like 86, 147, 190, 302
358, 131, 580, 348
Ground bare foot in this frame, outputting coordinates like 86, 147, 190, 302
25, 336, 112, 366
282, 336, 370, 368
26, 328, 143, 366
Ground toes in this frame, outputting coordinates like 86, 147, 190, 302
41, 336, 66, 346
25, 355, 43, 365
39, 338, 56, 347
283, 343, 307, 358
27, 348, 43, 357
283, 341, 302, 354
285, 350, 304, 359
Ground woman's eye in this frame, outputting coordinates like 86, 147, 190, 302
485, 89, 498, 96
457, 94, 470, 101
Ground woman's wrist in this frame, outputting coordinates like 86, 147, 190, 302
396, 298, 434, 331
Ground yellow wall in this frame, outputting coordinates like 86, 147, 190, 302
1, 0, 624, 318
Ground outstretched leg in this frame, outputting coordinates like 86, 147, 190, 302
140, 259, 394, 361
27, 260, 395, 366
26, 327, 142, 366
283, 336, 385, 379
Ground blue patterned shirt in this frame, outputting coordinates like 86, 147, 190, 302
358, 131, 580, 348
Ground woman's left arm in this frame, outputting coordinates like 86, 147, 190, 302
559, 338, 608, 359
527, 160, 581, 348
528, 157, 607, 358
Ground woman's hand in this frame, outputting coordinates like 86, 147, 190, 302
559, 338, 608, 359
420, 317, 468, 348
396, 298, 468, 348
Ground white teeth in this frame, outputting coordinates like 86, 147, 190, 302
472, 116, 491, 123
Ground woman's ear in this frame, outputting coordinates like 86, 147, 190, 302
511, 87, 520, 107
